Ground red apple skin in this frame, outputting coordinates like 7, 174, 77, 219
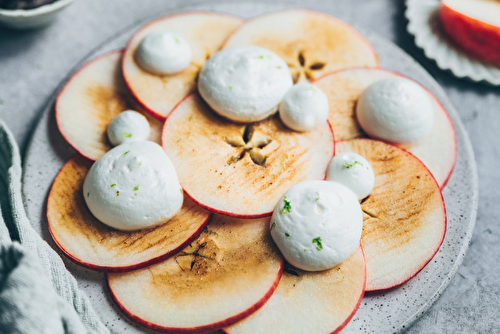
107, 262, 283, 333
440, 1, 500, 65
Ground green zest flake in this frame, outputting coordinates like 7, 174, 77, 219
138, 161, 142, 166
177, 139, 181, 143
115, 191, 120, 198
281, 196, 291, 214
124, 150, 130, 156
179, 188, 183, 195
174, 36, 180, 44
315, 192, 320, 201
312, 237, 323, 251
285, 232, 290, 237
303, 86, 317, 93
277, 66, 282, 69
87, 192, 90, 197
344, 160, 363, 169
228, 85, 233, 90
121, 132, 132, 138
270, 222, 276, 231
111, 184, 116, 188
0, 99, 4, 105
133, 185, 139, 191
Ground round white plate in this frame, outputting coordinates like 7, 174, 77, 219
22, 2, 478, 334
406, 0, 500, 85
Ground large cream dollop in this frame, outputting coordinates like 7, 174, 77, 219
270, 180, 362, 272
83, 141, 183, 231
135, 31, 192, 75
356, 77, 434, 144
107, 110, 151, 147
198, 46, 293, 122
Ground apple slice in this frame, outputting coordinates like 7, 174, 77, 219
108, 215, 283, 333
56, 51, 163, 161
162, 93, 334, 218
223, 246, 365, 334
440, 0, 500, 65
313, 67, 456, 189
122, 12, 244, 121
47, 154, 212, 272
222, 9, 379, 83
336, 139, 446, 291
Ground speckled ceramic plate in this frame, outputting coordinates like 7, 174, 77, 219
406, 0, 500, 85
22, 2, 478, 334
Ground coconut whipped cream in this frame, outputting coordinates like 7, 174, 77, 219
83, 140, 183, 231
107, 110, 151, 146
270, 180, 362, 272
326, 152, 375, 200
135, 31, 192, 75
279, 83, 329, 131
356, 77, 434, 144
198, 46, 293, 123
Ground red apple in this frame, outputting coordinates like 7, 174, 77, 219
440, 0, 500, 65
108, 215, 283, 333
47, 154, 212, 272
56, 51, 163, 161
314, 67, 456, 189
336, 139, 446, 292
122, 12, 244, 121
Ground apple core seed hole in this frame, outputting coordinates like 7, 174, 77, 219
309, 62, 325, 70
298, 51, 305, 67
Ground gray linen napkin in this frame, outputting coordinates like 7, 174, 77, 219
0, 118, 109, 334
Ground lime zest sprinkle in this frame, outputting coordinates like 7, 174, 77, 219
87, 192, 90, 197
312, 237, 323, 251
277, 66, 282, 69
133, 185, 139, 191
121, 132, 132, 138
138, 161, 142, 166
281, 196, 291, 214
285, 232, 290, 237
228, 85, 233, 90
0, 99, 4, 105
315, 192, 320, 201
111, 184, 116, 188
115, 191, 120, 198
124, 151, 130, 156
174, 36, 180, 44
270, 222, 276, 231
179, 188, 183, 195
345, 160, 363, 169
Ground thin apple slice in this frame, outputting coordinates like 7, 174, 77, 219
122, 12, 244, 121
108, 215, 283, 333
162, 93, 334, 218
314, 67, 456, 189
56, 51, 163, 161
440, 0, 500, 65
222, 9, 378, 83
223, 246, 365, 334
47, 154, 211, 272
336, 139, 446, 291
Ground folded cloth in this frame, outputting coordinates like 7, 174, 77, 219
0, 118, 109, 334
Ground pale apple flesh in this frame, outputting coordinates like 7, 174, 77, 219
313, 67, 456, 189
222, 9, 379, 83
108, 215, 283, 333
56, 51, 163, 162
122, 12, 244, 121
47, 154, 212, 272
440, 0, 500, 65
222, 246, 365, 334
336, 139, 446, 291
162, 93, 334, 218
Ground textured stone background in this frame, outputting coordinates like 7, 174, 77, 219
0, 0, 498, 333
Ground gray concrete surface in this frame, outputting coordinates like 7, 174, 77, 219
0, 0, 498, 333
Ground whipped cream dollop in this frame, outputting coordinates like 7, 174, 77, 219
279, 83, 329, 131
326, 152, 375, 200
356, 77, 434, 144
198, 46, 293, 122
270, 180, 362, 272
135, 31, 192, 75
83, 141, 183, 231
107, 110, 151, 146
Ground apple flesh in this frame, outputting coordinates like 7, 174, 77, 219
56, 51, 163, 161
47, 154, 212, 272
122, 12, 244, 121
222, 8, 379, 83
108, 215, 283, 333
336, 139, 446, 292
222, 246, 365, 334
440, 0, 500, 65
162, 93, 334, 218
313, 67, 456, 189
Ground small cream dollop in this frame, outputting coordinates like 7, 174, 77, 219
356, 77, 434, 144
198, 46, 293, 123
107, 110, 151, 146
135, 31, 192, 75
326, 152, 375, 200
83, 141, 183, 231
279, 83, 329, 131
270, 180, 362, 272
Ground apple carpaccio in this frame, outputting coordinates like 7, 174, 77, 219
47, 154, 212, 272
223, 246, 365, 334
223, 9, 379, 83
56, 51, 163, 161
162, 93, 334, 218
336, 139, 446, 292
122, 12, 244, 121
107, 215, 283, 333
440, 0, 500, 65
314, 67, 456, 189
